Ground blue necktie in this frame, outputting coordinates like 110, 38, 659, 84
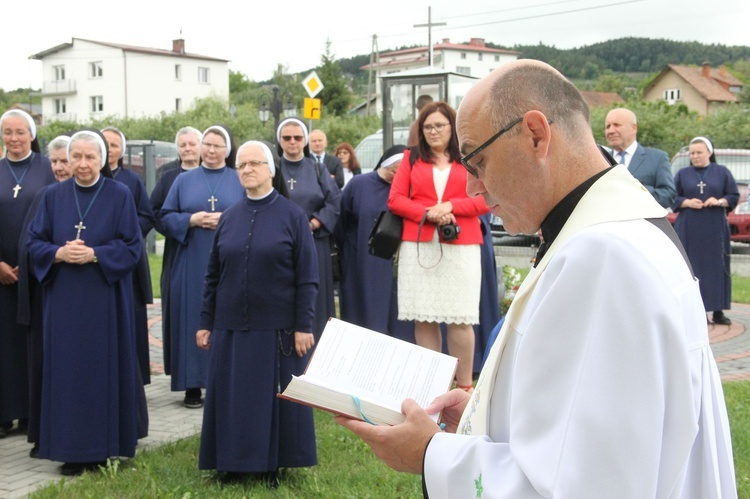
617, 151, 627, 165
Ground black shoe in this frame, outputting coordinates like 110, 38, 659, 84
29, 444, 40, 459
60, 462, 86, 476
184, 388, 203, 409
713, 311, 732, 326
17, 419, 28, 434
260, 471, 279, 488
220, 472, 249, 484
0, 422, 12, 439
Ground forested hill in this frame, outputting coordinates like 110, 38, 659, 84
490, 38, 750, 78
336, 38, 750, 81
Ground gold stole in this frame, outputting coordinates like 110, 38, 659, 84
458, 166, 666, 435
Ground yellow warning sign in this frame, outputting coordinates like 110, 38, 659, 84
302, 71, 324, 98
304, 98, 321, 120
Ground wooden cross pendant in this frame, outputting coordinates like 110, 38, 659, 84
74, 221, 86, 240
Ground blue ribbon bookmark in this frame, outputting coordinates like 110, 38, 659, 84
352, 396, 377, 425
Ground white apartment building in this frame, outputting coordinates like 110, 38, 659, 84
355, 37, 520, 115
30, 38, 229, 124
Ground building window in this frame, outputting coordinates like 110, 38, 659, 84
89, 61, 103, 78
456, 66, 471, 76
53, 65, 66, 81
198, 67, 210, 84
90, 96, 104, 113
460, 52, 467, 60
175, 64, 182, 81
729, 85, 742, 94
54, 98, 66, 114
175, 98, 182, 111
478, 53, 483, 61
495, 55, 500, 62
662, 88, 682, 103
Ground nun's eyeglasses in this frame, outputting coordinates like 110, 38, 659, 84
202, 142, 226, 150
237, 160, 268, 170
281, 135, 304, 142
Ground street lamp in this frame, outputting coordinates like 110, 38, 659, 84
258, 85, 297, 144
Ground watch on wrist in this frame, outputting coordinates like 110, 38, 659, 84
92, 253, 98, 263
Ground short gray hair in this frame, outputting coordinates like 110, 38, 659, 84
488, 63, 590, 142
175, 126, 202, 146
47, 136, 71, 154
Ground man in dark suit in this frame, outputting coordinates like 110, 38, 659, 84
309, 129, 344, 189
605, 108, 676, 208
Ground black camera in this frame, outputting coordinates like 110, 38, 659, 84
440, 223, 461, 242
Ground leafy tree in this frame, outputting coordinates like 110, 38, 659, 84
228, 70, 260, 106
594, 73, 626, 95
581, 62, 600, 80
317, 39, 353, 117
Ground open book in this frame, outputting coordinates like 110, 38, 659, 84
279, 318, 458, 426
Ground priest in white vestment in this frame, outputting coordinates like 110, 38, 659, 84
336, 60, 736, 499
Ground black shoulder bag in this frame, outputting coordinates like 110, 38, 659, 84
368, 147, 417, 260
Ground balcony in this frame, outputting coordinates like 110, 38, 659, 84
33, 80, 77, 96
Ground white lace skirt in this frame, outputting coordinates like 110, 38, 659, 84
397, 233, 481, 325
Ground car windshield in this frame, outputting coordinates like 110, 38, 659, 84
355, 127, 410, 174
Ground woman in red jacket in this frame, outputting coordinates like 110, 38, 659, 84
388, 101, 489, 391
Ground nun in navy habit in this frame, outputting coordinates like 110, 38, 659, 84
197, 141, 318, 483
102, 126, 155, 385
276, 118, 340, 340
160, 125, 244, 407
16, 135, 72, 457
334, 145, 414, 343
0, 109, 55, 437
672, 136, 739, 325
149, 126, 203, 375
27, 130, 144, 476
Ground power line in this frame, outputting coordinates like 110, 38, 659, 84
334, 0, 643, 45
436, 0, 644, 31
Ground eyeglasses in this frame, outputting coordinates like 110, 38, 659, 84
237, 160, 268, 170
202, 142, 227, 150
422, 122, 450, 133
281, 135, 305, 142
460, 117, 555, 177
459, 117, 524, 177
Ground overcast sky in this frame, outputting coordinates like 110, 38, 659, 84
1, 0, 748, 92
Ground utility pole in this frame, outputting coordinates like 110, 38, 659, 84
367, 34, 379, 116
413, 6, 446, 67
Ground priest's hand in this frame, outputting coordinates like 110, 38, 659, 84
425, 389, 471, 434
196, 329, 211, 350
0, 261, 18, 285
335, 398, 441, 474
294, 331, 314, 357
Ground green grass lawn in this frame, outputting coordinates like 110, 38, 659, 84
29, 265, 750, 497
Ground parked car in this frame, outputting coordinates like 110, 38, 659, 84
354, 127, 410, 173
667, 148, 750, 243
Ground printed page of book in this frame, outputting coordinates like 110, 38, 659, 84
297, 318, 457, 417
